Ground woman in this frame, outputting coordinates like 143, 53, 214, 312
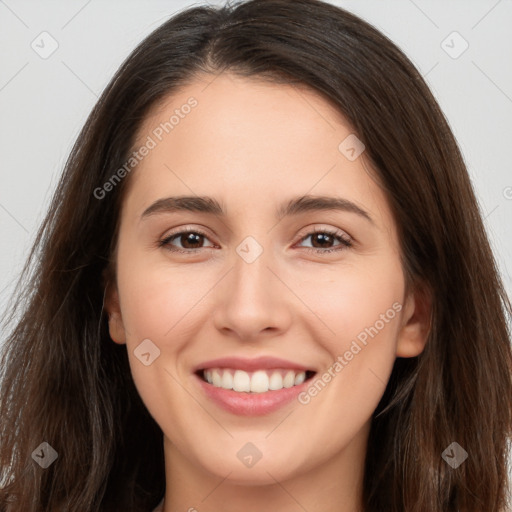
1, 0, 511, 511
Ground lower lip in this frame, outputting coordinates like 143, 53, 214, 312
194, 373, 313, 416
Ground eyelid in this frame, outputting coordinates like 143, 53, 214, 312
159, 225, 215, 249
293, 226, 353, 253
295, 225, 352, 243
158, 224, 353, 255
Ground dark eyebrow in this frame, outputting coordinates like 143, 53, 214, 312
276, 195, 374, 224
141, 196, 225, 218
141, 194, 374, 225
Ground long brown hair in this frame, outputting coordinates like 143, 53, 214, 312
1, 0, 511, 510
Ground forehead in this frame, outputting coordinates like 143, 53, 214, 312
133, 72, 349, 162
123, 72, 394, 233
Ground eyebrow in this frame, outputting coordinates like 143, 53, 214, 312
141, 194, 374, 224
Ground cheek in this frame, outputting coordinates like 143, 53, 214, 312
296, 254, 404, 406
297, 254, 405, 346
116, 251, 214, 341
114, 255, 204, 435
114, 252, 218, 409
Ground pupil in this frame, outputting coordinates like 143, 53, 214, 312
183, 233, 202, 248
313, 233, 332, 248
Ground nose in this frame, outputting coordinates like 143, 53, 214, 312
212, 244, 293, 342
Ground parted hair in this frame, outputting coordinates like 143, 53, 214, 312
1, 0, 511, 510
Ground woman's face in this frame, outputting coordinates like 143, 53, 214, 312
106, 72, 428, 487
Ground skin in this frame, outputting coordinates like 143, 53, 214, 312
105, 72, 430, 512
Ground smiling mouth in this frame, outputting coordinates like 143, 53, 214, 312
196, 368, 316, 393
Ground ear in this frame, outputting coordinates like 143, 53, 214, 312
104, 274, 127, 345
396, 282, 432, 358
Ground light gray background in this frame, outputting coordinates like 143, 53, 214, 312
0, 0, 511, 485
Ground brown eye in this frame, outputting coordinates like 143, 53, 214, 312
173, 232, 204, 249
159, 228, 215, 253
296, 228, 352, 254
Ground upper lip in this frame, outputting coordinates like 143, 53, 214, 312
194, 356, 314, 373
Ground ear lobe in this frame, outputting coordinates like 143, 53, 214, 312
396, 283, 432, 358
107, 312, 127, 345
104, 278, 127, 345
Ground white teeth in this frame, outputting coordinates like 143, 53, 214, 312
294, 372, 306, 385
233, 370, 251, 392
212, 369, 222, 387
250, 370, 269, 393
283, 370, 295, 388
221, 370, 233, 389
201, 368, 309, 393
268, 372, 283, 390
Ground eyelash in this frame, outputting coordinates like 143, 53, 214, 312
158, 226, 353, 255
